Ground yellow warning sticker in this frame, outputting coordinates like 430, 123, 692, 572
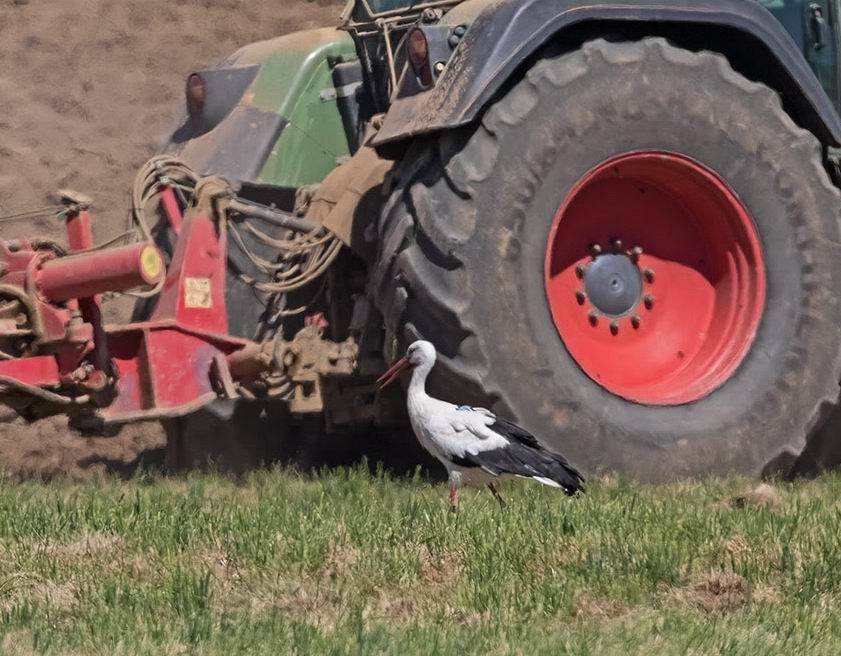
184, 277, 212, 308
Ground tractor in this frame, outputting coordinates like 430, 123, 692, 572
2, 0, 841, 480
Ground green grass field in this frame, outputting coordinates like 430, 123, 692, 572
2, 466, 841, 655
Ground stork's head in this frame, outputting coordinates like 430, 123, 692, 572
376, 340, 436, 389
407, 340, 436, 366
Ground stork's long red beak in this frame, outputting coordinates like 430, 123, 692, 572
376, 356, 412, 390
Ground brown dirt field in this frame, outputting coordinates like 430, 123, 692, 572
0, 0, 345, 477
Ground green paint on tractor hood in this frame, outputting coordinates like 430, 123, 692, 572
164, 28, 357, 189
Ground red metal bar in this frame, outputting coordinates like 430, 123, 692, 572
65, 208, 94, 251
63, 206, 106, 369
159, 186, 183, 236
0, 357, 61, 387
62, 204, 105, 367
37, 243, 164, 303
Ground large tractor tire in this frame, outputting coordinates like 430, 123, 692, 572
373, 38, 841, 480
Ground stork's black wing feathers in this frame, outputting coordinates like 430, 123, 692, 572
453, 442, 584, 496
489, 417, 542, 449
490, 417, 583, 480
451, 416, 585, 496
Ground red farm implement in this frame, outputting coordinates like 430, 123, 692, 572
0, 175, 357, 431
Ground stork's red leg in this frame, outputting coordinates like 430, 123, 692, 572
487, 482, 506, 508
449, 480, 459, 512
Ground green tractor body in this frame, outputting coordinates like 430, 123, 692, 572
159, 0, 841, 479
166, 28, 356, 189
166, 0, 841, 188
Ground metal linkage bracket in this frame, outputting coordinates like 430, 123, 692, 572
277, 324, 358, 414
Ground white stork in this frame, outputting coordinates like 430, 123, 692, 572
377, 340, 585, 510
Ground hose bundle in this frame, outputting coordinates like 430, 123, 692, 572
131, 155, 342, 305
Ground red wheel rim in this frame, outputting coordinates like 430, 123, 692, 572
544, 152, 766, 405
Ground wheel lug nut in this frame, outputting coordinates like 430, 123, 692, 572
609, 321, 619, 335
631, 314, 641, 329
588, 311, 599, 326
589, 243, 602, 256
630, 246, 643, 261
575, 290, 587, 305
644, 294, 655, 310
575, 264, 587, 279
611, 238, 623, 251
643, 268, 655, 283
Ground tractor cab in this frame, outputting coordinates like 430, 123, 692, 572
343, 0, 462, 20
759, 0, 840, 106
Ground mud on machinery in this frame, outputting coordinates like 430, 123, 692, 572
4, 0, 841, 480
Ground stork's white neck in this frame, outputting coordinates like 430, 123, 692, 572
408, 359, 434, 401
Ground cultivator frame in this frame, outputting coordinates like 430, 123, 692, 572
0, 179, 357, 428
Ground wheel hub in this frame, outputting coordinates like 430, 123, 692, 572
544, 151, 766, 406
583, 252, 642, 316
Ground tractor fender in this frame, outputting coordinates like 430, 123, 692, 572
373, 0, 841, 147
